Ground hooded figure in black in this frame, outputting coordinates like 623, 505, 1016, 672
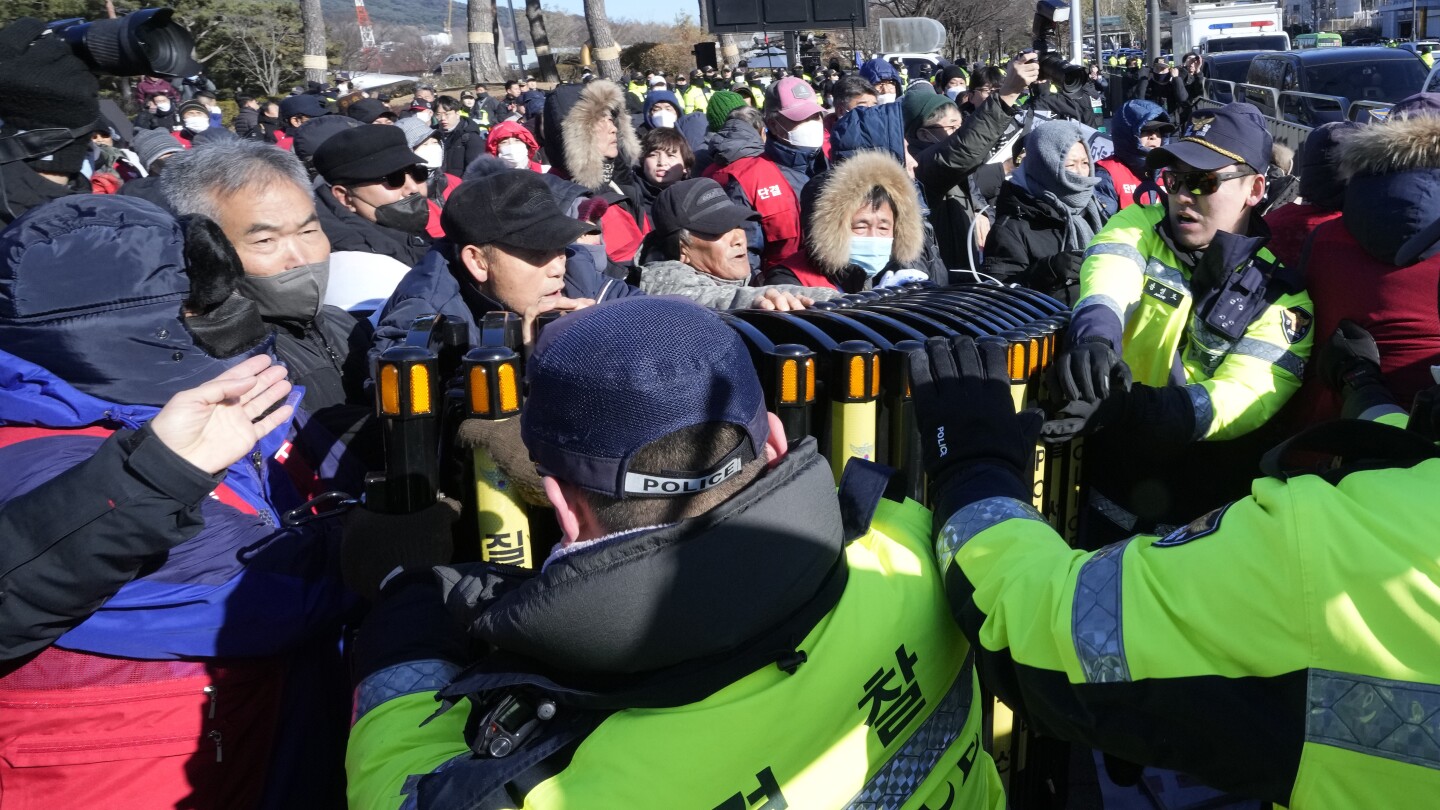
984, 119, 1106, 305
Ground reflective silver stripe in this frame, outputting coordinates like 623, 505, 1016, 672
1085, 241, 1146, 271
1145, 256, 1190, 295
353, 659, 464, 723
1075, 293, 1129, 327
1087, 490, 1179, 536
844, 657, 975, 809
1231, 337, 1306, 379
935, 497, 1045, 573
1186, 383, 1215, 441
1307, 669, 1440, 771
1073, 539, 1134, 684
1359, 403, 1408, 423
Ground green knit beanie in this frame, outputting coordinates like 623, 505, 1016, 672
706, 90, 748, 132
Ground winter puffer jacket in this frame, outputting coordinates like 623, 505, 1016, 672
983, 180, 1084, 305
1095, 99, 1168, 218
914, 92, 1019, 271
0, 196, 353, 809
636, 260, 839, 307
1281, 112, 1440, 430
542, 81, 650, 264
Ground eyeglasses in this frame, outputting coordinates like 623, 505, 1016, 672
376, 166, 427, 189
1160, 168, 1254, 196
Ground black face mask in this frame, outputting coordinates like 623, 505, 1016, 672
373, 192, 429, 234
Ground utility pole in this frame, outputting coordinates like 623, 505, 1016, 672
1147, 0, 1162, 60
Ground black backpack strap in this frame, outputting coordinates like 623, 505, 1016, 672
836, 458, 904, 544
1259, 418, 1440, 483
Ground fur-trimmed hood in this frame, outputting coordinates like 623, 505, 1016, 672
1339, 113, 1440, 265
803, 150, 924, 274
544, 80, 641, 191
1340, 112, 1440, 178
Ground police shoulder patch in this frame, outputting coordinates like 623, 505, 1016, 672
1281, 306, 1313, 345
1154, 502, 1232, 547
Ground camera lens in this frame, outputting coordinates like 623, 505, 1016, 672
54, 8, 199, 78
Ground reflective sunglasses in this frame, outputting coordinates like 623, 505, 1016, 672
1160, 168, 1254, 196
377, 166, 428, 189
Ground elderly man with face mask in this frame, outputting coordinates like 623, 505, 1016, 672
1049, 102, 1315, 549
634, 177, 837, 310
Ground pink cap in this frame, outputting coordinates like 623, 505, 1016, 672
767, 77, 825, 122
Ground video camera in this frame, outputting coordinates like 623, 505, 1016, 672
1031, 0, 1088, 95
46, 8, 200, 78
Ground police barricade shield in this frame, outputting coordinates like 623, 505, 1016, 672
367, 283, 1084, 805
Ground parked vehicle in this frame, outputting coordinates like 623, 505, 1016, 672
1294, 32, 1343, 48
1173, 1, 1288, 55
1202, 49, 1267, 101
1244, 47, 1427, 125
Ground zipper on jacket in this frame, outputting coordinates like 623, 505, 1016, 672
306, 322, 343, 372
204, 685, 217, 719
209, 729, 223, 763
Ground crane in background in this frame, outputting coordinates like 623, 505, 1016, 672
355, 0, 379, 68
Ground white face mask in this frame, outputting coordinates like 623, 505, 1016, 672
416, 110, 434, 125
876, 92, 897, 104
498, 141, 529, 169
415, 142, 444, 169
155, 100, 171, 112
653, 109, 677, 129
946, 87, 962, 101
786, 119, 824, 149
184, 117, 210, 133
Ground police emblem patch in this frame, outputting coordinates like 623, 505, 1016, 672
1281, 306, 1313, 345
1187, 114, 1216, 138
1155, 502, 1231, 547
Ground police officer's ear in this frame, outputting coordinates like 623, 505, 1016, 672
1243, 171, 1267, 208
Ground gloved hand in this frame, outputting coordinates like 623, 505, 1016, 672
1040, 398, 1100, 444
907, 336, 1044, 522
1318, 320, 1394, 420
341, 498, 461, 601
454, 418, 549, 507
1039, 250, 1084, 285
1055, 337, 1132, 403
1317, 319, 1381, 391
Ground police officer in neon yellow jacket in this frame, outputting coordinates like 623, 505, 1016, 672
1052, 102, 1315, 546
342, 297, 1004, 810
906, 330, 1440, 810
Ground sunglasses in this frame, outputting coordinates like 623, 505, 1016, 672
1160, 168, 1254, 196
376, 166, 428, 189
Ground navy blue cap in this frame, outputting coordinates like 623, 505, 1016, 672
279, 94, 329, 122
1146, 102, 1272, 173
521, 297, 769, 499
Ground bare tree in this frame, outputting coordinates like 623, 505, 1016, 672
584, 0, 622, 80
300, 0, 327, 85
527, 0, 561, 81
226, 2, 304, 94
469, 0, 505, 83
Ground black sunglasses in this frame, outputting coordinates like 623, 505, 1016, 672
376, 166, 428, 189
1160, 168, 1254, 196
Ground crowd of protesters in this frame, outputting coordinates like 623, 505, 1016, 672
5, 8, 1440, 807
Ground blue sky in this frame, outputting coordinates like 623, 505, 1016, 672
542, 0, 689, 24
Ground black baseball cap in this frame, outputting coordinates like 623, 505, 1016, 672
279, 94, 329, 121
441, 169, 599, 251
1147, 101, 1272, 173
313, 124, 423, 186
652, 178, 759, 240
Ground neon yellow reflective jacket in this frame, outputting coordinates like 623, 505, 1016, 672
935, 449, 1440, 809
679, 84, 709, 115
1074, 202, 1314, 440
347, 497, 1004, 810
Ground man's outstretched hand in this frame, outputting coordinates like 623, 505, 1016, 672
149, 354, 294, 475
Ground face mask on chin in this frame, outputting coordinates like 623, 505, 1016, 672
237, 260, 330, 324
372, 192, 429, 234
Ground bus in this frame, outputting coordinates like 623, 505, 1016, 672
1295, 32, 1343, 49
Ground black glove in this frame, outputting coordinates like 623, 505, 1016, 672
907, 336, 1044, 522
1039, 250, 1084, 285
1409, 385, 1440, 441
1040, 398, 1102, 444
341, 498, 461, 601
0, 18, 99, 134
1056, 337, 1132, 403
1318, 320, 1394, 420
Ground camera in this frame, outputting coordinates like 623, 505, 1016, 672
1031, 0, 1087, 94
46, 8, 199, 78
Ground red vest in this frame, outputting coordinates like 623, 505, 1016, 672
705, 156, 802, 269
769, 254, 840, 291
1096, 157, 1156, 209
0, 426, 284, 810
